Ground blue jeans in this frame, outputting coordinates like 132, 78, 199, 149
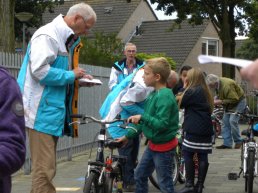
134, 146, 175, 193
222, 98, 246, 147
118, 137, 140, 186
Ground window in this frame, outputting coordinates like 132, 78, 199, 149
202, 38, 219, 56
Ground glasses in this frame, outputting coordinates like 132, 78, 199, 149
79, 15, 92, 32
126, 50, 136, 53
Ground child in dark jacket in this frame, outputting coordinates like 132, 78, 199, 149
177, 68, 214, 193
117, 57, 179, 193
0, 67, 26, 193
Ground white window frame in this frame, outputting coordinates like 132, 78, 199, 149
201, 37, 219, 56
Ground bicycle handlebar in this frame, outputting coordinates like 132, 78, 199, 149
225, 111, 258, 120
70, 114, 127, 125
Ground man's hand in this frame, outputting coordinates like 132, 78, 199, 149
214, 99, 223, 105
73, 67, 86, 79
241, 59, 258, 88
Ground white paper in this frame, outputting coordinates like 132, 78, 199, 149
198, 55, 253, 68
79, 78, 103, 85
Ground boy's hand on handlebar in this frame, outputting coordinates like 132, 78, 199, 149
127, 115, 141, 124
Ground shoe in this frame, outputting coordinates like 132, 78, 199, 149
123, 184, 135, 192
234, 143, 242, 149
216, 145, 231, 149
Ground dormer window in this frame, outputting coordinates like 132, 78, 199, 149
104, 7, 113, 14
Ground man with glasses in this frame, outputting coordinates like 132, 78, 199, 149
108, 42, 144, 90
106, 43, 144, 191
17, 3, 96, 193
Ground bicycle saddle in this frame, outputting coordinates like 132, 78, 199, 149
241, 129, 258, 137
105, 139, 123, 149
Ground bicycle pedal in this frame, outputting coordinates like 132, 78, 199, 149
228, 172, 238, 180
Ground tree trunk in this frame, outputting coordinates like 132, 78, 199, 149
0, 0, 15, 52
219, 2, 235, 79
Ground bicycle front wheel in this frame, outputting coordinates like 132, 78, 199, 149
83, 172, 101, 193
247, 150, 255, 193
178, 159, 186, 184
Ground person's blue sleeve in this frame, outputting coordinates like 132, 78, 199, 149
122, 102, 144, 115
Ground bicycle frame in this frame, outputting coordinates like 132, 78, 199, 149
85, 124, 105, 179
228, 111, 258, 193
242, 115, 258, 177
70, 115, 127, 193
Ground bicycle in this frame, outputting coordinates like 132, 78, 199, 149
211, 105, 223, 140
70, 114, 127, 193
70, 114, 164, 193
228, 112, 258, 193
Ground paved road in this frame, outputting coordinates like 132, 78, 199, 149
12, 127, 258, 193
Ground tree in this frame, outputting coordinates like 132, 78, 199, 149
244, 1, 258, 43
0, 0, 15, 52
15, 0, 64, 45
80, 32, 124, 67
0, 0, 63, 52
136, 53, 176, 70
80, 32, 176, 69
150, 0, 254, 78
236, 38, 258, 60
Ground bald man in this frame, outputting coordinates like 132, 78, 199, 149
167, 70, 179, 92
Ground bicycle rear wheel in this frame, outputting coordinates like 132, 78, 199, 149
247, 150, 255, 193
104, 169, 123, 193
104, 175, 114, 193
149, 155, 179, 189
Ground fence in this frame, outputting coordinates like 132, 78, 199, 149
1, 51, 258, 174
0, 51, 111, 174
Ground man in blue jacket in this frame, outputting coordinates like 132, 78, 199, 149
0, 66, 26, 193
17, 3, 96, 193
108, 42, 144, 90
101, 67, 153, 191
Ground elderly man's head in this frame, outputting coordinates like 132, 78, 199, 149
65, 3, 97, 36
167, 70, 179, 89
206, 74, 220, 89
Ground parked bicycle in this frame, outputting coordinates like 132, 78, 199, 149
211, 105, 223, 143
228, 111, 258, 193
70, 114, 127, 193
70, 114, 169, 193
211, 106, 224, 137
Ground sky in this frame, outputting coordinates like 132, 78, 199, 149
149, 1, 247, 39
149, 1, 177, 20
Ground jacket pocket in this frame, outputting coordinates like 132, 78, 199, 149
41, 98, 65, 130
